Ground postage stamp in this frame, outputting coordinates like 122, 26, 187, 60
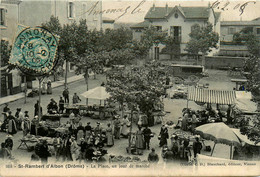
9, 26, 59, 75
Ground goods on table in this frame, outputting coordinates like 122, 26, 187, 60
109, 155, 142, 163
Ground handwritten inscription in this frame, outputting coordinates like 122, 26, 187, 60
211, 1, 257, 15
79, 0, 146, 20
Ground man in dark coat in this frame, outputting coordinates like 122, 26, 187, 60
34, 101, 42, 117
39, 140, 49, 164
59, 97, 65, 114
193, 137, 202, 158
159, 125, 169, 147
63, 88, 69, 103
143, 126, 152, 150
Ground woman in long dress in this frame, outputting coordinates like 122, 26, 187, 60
76, 122, 85, 145
106, 123, 114, 147
135, 126, 144, 155
121, 115, 130, 138
7, 112, 17, 135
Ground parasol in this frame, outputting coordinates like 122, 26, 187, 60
195, 122, 241, 159
81, 86, 110, 100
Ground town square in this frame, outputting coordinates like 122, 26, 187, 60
0, 0, 259, 176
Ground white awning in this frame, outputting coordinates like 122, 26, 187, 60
188, 87, 236, 105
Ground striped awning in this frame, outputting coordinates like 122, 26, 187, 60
188, 87, 236, 105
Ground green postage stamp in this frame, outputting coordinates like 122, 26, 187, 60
9, 25, 59, 74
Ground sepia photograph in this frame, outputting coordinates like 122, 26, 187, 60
0, 0, 259, 176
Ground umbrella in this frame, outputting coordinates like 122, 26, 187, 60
195, 122, 241, 159
81, 86, 110, 100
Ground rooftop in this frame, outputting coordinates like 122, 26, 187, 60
144, 6, 211, 20
221, 21, 260, 26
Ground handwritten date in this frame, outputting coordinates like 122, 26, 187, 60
211, 1, 256, 15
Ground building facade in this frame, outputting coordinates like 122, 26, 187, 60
220, 19, 260, 42
219, 18, 260, 57
131, 4, 221, 60
0, 0, 102, 97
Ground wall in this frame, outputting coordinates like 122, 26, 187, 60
0, 2, 19, 43
205, 56, 245, 69
19, 0, 102, 30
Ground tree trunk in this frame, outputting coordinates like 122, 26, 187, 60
128, 109, 133, 154
65, 60, 68, 89
85, 68, 89, 105
24, 76, 27, 104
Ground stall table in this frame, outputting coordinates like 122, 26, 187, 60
41, 114, 61, 128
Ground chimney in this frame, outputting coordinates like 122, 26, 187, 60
166, 3, 168, 14
153, 3, 155, 11
208, 2, 211, 8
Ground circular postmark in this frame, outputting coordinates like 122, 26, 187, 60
10, 26, 59, 76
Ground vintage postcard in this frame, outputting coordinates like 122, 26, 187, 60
0, 0, 259, 176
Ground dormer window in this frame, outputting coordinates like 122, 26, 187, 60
175, 13, 178, 18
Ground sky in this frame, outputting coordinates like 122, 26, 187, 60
102, 0, 260, 23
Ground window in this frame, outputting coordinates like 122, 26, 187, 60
68, 2, 74, 18
0, 8, 6, 26
170, 26, 182, 42
154, 47, 159, 60
228, 27, 236, 34
155, 26, 162, 31
257, 28, 260, 35
174, 13, 178, 18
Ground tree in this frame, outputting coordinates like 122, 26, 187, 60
185, 23, 219, 63
161, 36, 181, 60
42, 16, 79, 87
106, 61, 166, 151
233, 27, 260, 57
0, 40, 12, 67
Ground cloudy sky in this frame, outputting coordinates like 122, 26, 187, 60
102, 0, 260, 23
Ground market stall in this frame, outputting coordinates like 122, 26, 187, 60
81, 86, 112, 119
195, 122, 241, 159
41, 114, 61, 128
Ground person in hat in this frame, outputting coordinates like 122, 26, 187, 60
114, 115, 121, 139
70, 136, 79, 161
34, 100, 42, 117
193, 136, 202, 158
106, 123, 114, 147
59, 96, 65, 114
5, 135, 13, 150
76, 122, 85, 145
3, 103, 10, 114
7, 111, 17, 135
148, 148, 159, 164
72, 93, 81, 104
47, 98, 58, 114
136, 126, 144, 155
39, 140, 50, 164
30, 116, 38, 135
63, 88, 69, 103
78, 138, 87, 163
143, 126, 152, 150
121, 115, 130, 138
16, 108, 24, 131
94, 122, 102, 137
85, 122, 92, 137
47, 80, 52, 94
163, 147, 174, 163
171, 135, 179, 158
21, 116, 31, 137
159, 124, 169, 147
